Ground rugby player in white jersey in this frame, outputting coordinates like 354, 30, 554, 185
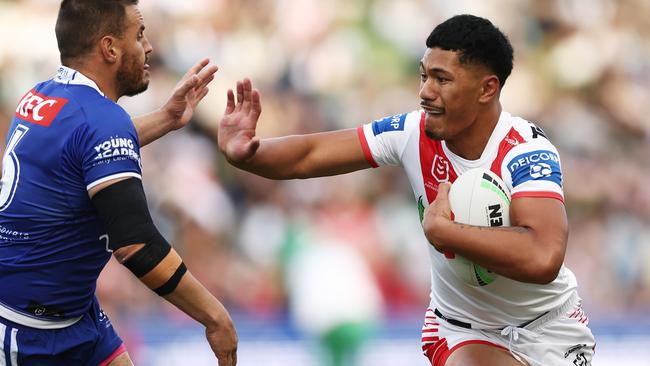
217, 14, 595, 366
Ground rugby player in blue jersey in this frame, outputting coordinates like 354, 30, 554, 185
0, 1, 237, 365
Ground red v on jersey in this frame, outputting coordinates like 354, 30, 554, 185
419, 113, 527, 204
418, 112, 458, 205
418, 112, 457, 259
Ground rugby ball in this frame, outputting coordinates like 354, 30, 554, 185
446, 168, 511, 286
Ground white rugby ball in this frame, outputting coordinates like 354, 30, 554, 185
446, 168, 511, 286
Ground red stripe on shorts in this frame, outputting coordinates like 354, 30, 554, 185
98, 343, 127, 366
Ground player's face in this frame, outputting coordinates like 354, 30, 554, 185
116, 5, 153, 97
418, 48, 486, 141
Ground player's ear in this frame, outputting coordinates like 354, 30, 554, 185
99, 36, 119, 64
478, 75, 500, 103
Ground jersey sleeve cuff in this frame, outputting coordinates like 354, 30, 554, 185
86, 172, 142, 191
511, 191, 564, 203
357, 126, 378, 168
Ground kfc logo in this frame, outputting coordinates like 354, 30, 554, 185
15, 90, 68, 127
432, 155, 450, 182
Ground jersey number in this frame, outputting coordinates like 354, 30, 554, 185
0, 124, 29, 211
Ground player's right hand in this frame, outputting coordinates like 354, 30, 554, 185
218, 78, 262, 164
205, 315, 238, 366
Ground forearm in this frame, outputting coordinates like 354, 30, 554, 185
133, 109, 173, 147
230, 129, 370, 179
119, 245, 232, 328
426, 220, 564, 284
162, 271, 233, 328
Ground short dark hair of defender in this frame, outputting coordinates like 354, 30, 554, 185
426, 14, 514, 87
55, 0, 139, 64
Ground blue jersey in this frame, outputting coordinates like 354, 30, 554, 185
0, 66, 142, 328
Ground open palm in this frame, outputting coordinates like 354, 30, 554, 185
218, 78, 262, 163
165, 59, 218, 131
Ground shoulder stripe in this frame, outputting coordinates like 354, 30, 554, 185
490, 127, 526, 178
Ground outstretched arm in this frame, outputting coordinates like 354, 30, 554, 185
134, 58, 218, 146
422, 183, 568, 284
217, 78, 371, 179
90, 178, 237, 365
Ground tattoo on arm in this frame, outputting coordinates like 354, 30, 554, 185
454, 223, 528, 234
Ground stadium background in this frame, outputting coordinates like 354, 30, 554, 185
1, 0, 649, 364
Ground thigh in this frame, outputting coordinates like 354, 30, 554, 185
107, 352, 135, 366
421, 308, 515, 366
445, 343, 526, 366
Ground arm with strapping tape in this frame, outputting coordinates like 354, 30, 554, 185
90, 177, 238, 365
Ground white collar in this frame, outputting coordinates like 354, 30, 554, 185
441, 110, 511, 167
53, 65, 105, 97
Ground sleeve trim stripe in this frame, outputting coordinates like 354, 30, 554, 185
87, 172, 142, 191
512, 191, 564, 203
357, 126, 378, 168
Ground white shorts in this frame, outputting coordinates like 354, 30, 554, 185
421, 292, 596, 366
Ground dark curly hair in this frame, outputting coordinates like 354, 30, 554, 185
426, 14, 514, 87
56, 0, 139, 65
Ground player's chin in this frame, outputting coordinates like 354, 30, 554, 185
424, 115, 446, 140
123, 80, 150, 97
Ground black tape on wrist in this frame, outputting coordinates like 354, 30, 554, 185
153, 262, 187, 296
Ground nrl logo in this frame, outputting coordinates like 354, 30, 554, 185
432, 155, 450, 182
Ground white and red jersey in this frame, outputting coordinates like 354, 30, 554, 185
358, 110, 578, 328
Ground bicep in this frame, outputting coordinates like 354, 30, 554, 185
510, 197, 568, 251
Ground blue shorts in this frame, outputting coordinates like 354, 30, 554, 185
0, 297, 124, 366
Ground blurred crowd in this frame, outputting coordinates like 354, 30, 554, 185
1, 0, 649, 359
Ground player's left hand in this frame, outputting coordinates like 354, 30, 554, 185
422, 182, 453, 251
161, 58, 218, 131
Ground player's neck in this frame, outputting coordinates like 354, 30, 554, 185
64, 61, 120, 102
445, 104, 501, 161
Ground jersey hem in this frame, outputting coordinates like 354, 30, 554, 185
0, 302, 82, 329
87, 172, 142, 191
357, 126, 378, 168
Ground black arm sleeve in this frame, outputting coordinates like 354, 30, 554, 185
91, 178, 171, 277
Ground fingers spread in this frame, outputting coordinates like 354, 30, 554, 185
241, 78, 252, 111
197, 87, 209, 102
225, 89, 235, 114
184, 58, 210, 79
250, 89, 262, 119
196, 64, 218, 87
176, 75, 200, 96
235, 81, 244, 110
